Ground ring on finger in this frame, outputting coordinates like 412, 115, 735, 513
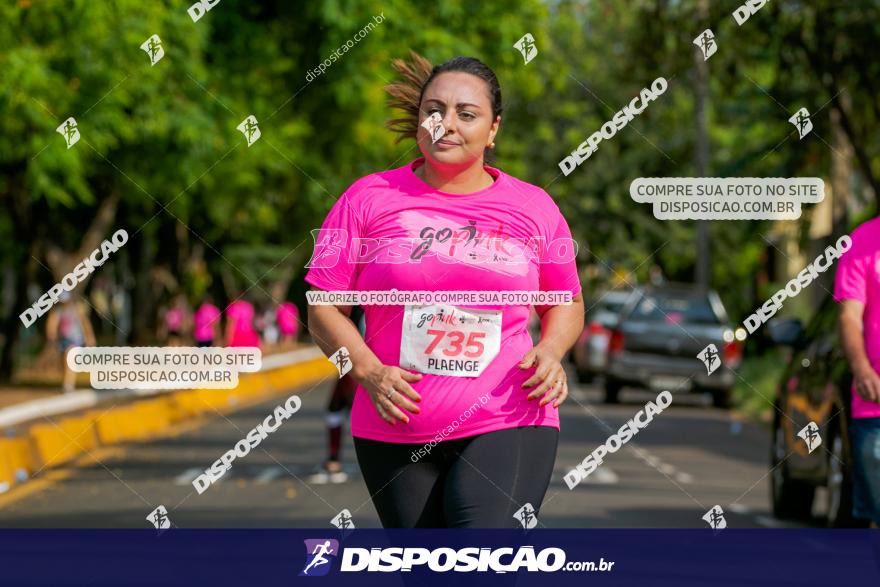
384, 388, 395, 400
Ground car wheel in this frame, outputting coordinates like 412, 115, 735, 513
604, 379, 621, 404
770, 420, 815, 520
711, 388, 732, 409
826, 432, 867, 528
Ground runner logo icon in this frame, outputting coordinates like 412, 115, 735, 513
306, 229, 348, 268
57, 117, 80, 149
329, 346, 352, 378
702, 505, 727, 530
697, 344, 721, 375
797, 421, 822, 453
693, 29, 717, 61
514, 503, 538, 529
789, 108, 813, 139
513, 33, 538, 64
146, 505, 171, 529
421, 111, 445, 143
237, 115, 261, 146
140, 34, 164, 66
300, 538, 339, 577
331, 509, 355, 530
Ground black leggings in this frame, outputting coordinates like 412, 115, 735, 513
353, 425, 558, 528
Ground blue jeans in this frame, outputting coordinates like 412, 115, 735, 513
850, 417, 880, 524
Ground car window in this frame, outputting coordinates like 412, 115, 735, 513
587, 293, 631, 319
600, 299, 627, 315
628, 293, 721, 325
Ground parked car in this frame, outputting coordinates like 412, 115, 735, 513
604, 284, 742, 407
572, 289, 638, 383
768, 295, 868, 527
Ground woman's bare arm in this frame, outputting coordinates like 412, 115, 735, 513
520, 293, 585, 407
535, 292, 585, 361
306, 287, 422, 424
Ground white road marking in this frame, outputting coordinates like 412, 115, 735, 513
727, 503, 749, 514
630, 444, 695, 486
674, 472, 693, 484
754, 515, 784, 527
255, 467, 284, 484
174, 468, 202, 485
584, 467, 619, 484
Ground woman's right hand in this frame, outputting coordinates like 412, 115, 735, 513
355, 363, 423, 425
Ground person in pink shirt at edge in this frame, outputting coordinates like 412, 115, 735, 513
193, 296, 222, 347
835, 216, 880, 528
306, 54, 584, 528
159, 294, 189, 347
225, 296, 260, 348
277, 301, 300, 346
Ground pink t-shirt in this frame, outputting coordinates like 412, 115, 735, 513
834, 217, 880, 419
305, 158, 582, 443
193, 303, 221, 342
277, 302, 299, 336
226, 300, 259, 347
165, 307, 184, 331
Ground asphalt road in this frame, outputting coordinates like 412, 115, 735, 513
0, 374, 822, 529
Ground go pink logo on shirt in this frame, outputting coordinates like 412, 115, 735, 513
305, 227, 577, 269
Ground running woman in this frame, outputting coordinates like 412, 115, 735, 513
46, 292, 96, 393
225, 296, 260, 348
193, 297, 221, 347
836, 216, 880, 528
277, 301, 300, 346
306, 54, 584, 528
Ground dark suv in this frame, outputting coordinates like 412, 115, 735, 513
603, 284, 742, 407
768, 295, 867, 527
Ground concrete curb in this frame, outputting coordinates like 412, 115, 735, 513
0, 346, 334, 496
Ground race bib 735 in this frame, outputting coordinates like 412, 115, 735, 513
400, 304, 502, 377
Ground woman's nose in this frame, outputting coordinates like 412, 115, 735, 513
440, 110, 456, 134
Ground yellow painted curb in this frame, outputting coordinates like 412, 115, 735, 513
29, 413, 97, 469
0, 354, 335, 497
0, 438, 35, 491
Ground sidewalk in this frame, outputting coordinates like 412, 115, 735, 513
0, 388, 61, 412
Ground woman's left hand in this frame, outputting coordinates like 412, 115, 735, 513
518, 344, 568, 408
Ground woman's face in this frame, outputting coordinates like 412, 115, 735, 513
417, 71, 500, 167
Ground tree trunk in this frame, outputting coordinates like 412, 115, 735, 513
0, 188, 45, 381
45, 192, 120, 282
693, 0, 711, 288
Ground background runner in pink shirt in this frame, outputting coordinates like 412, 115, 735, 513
193, 299, 221, 347
225, 299, 260, 347
160, 294, 189, 346
835, 217, 880, 419
276, 301, 299, 344
835, 216, 880, 526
